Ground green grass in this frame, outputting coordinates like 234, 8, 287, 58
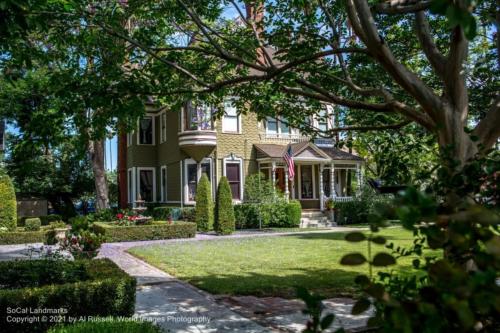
128, 228, 436, 298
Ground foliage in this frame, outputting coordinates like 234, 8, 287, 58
93, 221, 196, 243
180, 207, 196, 222
214, 177, 235, 235
153, 206, 182, 221
0, 259, 136, 333
296, 287, 338, 333
335, 188, 500, 333
86, 208, 117, 223
194, 174, 213, 231
243, 173, 276, 203
69, 216, 90, 233
24, 217, 41, 231
234, 200, 302, 228
336, 187, 391, 225
60, 231, 105, 259
19, 214, 64, 227
48, 320, 161, 333
0, 229, 49, 245
0, 173, 17, 231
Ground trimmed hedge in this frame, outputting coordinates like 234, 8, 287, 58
0, 259, 136, 333
0, 229, 48, 244
214, 177, 235, 235
234, 200, 302, 229
0, 173, 17, 231
18, 214, 63, 226
25, 217, 41, 231
49, 320, 161, 333
93, 221, 196, 242
152, 206, 182, 221
195, 174, 213, 231
181, 207, 196, 222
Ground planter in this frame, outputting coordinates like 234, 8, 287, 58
54, 227, 69, 242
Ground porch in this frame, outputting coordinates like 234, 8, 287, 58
255, 142, 364, 211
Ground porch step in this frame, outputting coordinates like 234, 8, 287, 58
300, 211, 337, 228
301, 210, 325, 219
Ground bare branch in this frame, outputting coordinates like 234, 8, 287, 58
373, 0, 431, 14
472, 95, 500, 151
415, 11, 446, 77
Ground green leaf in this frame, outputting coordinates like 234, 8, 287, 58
340, 253, 367, 266
372, 253, 396, 266
354, 274, 370, 286
430, 0, 449, 15
352, 297, 371, 315
370, 236, 386, 244
345, 232, 366, 242
321, 314, 335, 329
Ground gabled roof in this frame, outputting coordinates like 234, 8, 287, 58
319, 147, 364, 161
254, 142, 363, 162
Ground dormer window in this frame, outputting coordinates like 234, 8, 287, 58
184, 101, 214, 131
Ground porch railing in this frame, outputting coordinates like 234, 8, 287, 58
331, 196, 354, 202
259, 132, 310, 143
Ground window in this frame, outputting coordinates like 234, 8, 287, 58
138, 168, 155, 202
300, 165, 314, 199
266, 116, 291, 135
317, 108, 328, 132
160, 166, 167, 202
138, 116, 154, 145
160, 112, 167, 143
266, 117, 278, 134
222, 99, 240, 133
280, 117, 290, 134
184, 101, 213, 131
224, 159, 242, 200
185, 159, 211, 202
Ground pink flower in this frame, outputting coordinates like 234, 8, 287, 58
117, 213, 124, 219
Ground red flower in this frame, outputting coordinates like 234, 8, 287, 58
117, 213, 124, 219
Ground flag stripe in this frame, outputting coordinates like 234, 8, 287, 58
283, 145, 295, 180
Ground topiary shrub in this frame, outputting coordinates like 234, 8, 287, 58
214, 177, 235, 235
24, 217, 41, 231
0, 173, 17, 231
194, 174, 213, 231
284, 200, 302, 227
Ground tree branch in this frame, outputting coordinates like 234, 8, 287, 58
415, 11, 447, 78
472, 95, 500, 151
372, 0, 431, 14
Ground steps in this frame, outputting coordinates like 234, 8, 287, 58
300, 210, 336, 228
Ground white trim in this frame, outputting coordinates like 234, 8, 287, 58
183, 157, 213, 204
136, 167, 156, 202
298, 164, 316, 200
127, 168, 135, 204
160, 111, 167, 144
160, 165, 167, 202
222, 98, 242, 134
136, 114, 156, 146
127, 132, 133, 147
223, 155, 244, 202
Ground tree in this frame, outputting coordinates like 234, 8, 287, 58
0, 171, 17, 231
194, 174, 214, 231
214, 176, 235, 235
74, 0, 497, 208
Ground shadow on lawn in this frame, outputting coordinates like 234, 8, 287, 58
181, 267, 362, 299
281, 231, 405, 241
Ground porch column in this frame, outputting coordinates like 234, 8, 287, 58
330, 163, 336, 198
284, 166, 289, 201
271, 161, 276, 196
356, 164, 361, 192
319, 164, 324, 211
196, 162, 202, 181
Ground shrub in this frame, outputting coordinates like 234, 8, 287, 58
0, 173, 17, 231
243, 173, 276, 203
152, 206, 182, 221
181, 207, 196, 222
93, 221, 196, 242
60, 231, 106, 259
48, 320, 161, 333
234, 200, 302, 229
86, 208, 117, 223
335, 186, 389, 225
234, 203, 261, 229
24, 217, 41, 231
284, 200, 302, 227
214, 177, 235, 235
40, 214, 63, 225
69, 215, 90, 232
0, 229, 48, 244
0, 259, 136, 333
195, 174, 213, 231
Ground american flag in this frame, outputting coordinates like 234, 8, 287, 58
283, 145, 295, 180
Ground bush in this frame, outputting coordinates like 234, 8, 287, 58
86, 208, 117, 223
234, 200, 302, 229
48, 320, 161, 333
180, 207, 196, 222
0, 173, 17, 231
243, 173, 276, 203
195, 174, 213, 231
93, 221, 196, 242
24, 217, 41, 231
0, 259, 136, 333
60, 231, 106, 259
0, 229, 48, 244
214, 177, 235, 235
18, 214, 63, 227
335, 186, 389, 225
152, 206, 182, 221
69, 215, 90, 232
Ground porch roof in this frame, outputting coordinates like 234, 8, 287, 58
319, 147, 364, 161
254, 142, 364, 162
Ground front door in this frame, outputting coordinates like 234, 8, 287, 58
275, 168, 286, 193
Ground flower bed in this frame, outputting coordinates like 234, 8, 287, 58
93, 221, 196, 242
0, 259, 136, 333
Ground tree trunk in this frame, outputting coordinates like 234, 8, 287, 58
89, 139, 110, 211
117, 126, 128, 209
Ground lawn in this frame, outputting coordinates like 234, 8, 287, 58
128, 228, 435, 298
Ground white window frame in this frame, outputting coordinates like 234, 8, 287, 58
137, 114, 156, 146
183, 158, 213, 204
136, 167, 156, 202
160, 112, 167, 143
314, 104, 335, 132
265, 116, 292, 135
223, 156, 244, 202
298, 164, 316, 200
181, 102, 214, 132
222, 98, 241, 134
127, 168, 135, 204
127, 132, 133, 147
160, 165, 167, 202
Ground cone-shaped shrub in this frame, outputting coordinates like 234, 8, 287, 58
195, 174, 213, 231
214, 176, 235, 235
0, 172, 17, 231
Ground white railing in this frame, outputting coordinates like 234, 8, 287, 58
259, 132, 310, 143
332, 196, 354, 202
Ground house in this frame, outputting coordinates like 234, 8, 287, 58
124, 100, 364, 211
